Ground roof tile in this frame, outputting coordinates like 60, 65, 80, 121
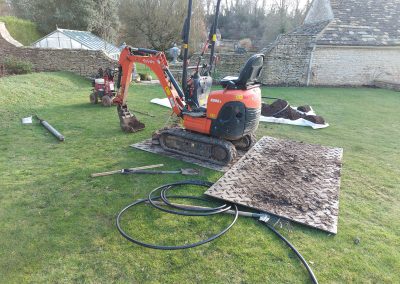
296, 0, 400, 46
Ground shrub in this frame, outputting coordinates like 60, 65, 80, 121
4, 57, 33, 74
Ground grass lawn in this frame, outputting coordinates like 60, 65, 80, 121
0, 72, 399, 283
0, 16, 43, 45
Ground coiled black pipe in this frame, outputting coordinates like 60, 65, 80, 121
116, 180, 238, 250
116, 180, 318, 283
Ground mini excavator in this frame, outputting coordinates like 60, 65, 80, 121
113, 0, 264, 165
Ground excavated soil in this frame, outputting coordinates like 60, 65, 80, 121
297, 105, 312, 113
305, 115, 325, 124
275, 107, 303, 120
261, 99, 288, 116
262, 100, 326, 125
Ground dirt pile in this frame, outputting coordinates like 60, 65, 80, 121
261, 100, 325, 125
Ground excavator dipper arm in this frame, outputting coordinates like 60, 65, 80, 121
113, 46, 186, 132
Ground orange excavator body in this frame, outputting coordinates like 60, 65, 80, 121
111, 0, 264, 164
112, 46, 263, 165
114, 46, 262, 137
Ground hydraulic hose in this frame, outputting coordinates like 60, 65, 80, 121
116, 180, 319, 283
116, 180, 238, 250
148, 181, 232, 216
259, 220, 319, 284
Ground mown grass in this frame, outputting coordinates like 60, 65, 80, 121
0, 16, 43, 45
0, 72, 399, 283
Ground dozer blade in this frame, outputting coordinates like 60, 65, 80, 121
117, 105, 145, 133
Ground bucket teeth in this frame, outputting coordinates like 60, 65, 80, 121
117, 105, 145, 133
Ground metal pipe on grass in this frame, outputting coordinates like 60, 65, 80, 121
35, 115, 65, 141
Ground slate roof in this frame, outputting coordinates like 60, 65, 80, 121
295, 0, 400, 46
291, 20, 331, 36
58, 29, 120, 54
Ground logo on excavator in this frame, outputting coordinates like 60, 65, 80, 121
210, 98, 221, 104
143, 59, 155, 64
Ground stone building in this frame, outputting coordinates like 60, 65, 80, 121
262, 0, 400, 86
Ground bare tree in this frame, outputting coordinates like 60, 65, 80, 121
204, 0, 214, 15
119, 0, 206, 52
88, 0, 119, 44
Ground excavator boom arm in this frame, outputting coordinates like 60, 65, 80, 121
114, 47, 185, 117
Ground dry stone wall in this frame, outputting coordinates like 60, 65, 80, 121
173, 36, 315, 86
310, 46, 400, 86
0, 22, 116, 77
168, 52, 255, 84
262, 34, 316, 86
213, 52, 257, 80
374, 80, 400, 91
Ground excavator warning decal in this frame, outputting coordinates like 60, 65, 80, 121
164, 86, 172, 96
235, 95, 243, 100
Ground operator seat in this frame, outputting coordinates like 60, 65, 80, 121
220, 54, 264, 90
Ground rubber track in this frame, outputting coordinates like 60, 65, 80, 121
158, 128, 237, 165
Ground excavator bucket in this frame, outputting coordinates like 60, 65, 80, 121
117, 105, 145, 133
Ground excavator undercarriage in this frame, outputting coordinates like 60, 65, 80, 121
153, 128, 238, 165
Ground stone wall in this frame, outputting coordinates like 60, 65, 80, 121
174, 35, 316, 86
374, 80, 400, 92
214, 52, 258, 80
169, 52, 255, 83
309, 46, 400, 86
262, 34, 316, 86
0, 22, 116, 77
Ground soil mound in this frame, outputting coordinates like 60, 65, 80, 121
261, 99, 288, 116
304, 115, 325, 124
261, 100, 325, 125
297, 105, 312, 113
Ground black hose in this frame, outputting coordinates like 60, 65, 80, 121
148, 181, 232, 216
260, 221, 319, 284
116, 180, 238, 250
116, 180, 318, 283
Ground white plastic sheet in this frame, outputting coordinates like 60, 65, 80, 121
260, 107, 329, 129
150, 98, 172, 108
150, 98, 329, 129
